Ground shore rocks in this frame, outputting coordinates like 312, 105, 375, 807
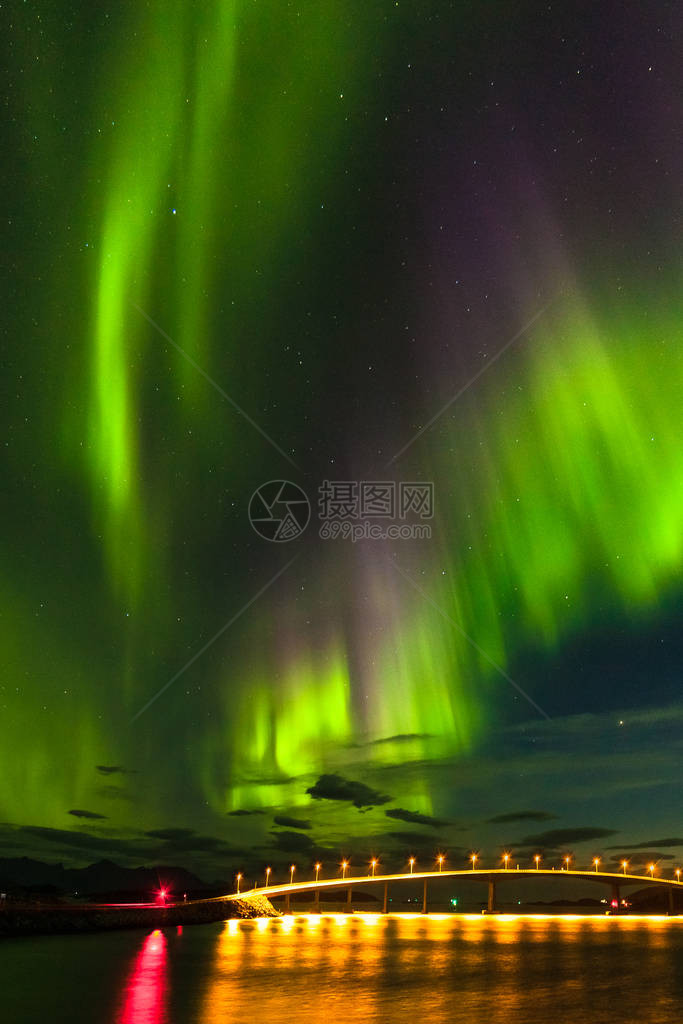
0, 893, 278, 938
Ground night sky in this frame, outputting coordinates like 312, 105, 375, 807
2, 2, 682, 883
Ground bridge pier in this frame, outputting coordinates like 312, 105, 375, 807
383, 882, 388, 914
346, 886, 352, 911
285, 892, 290, 913
314, 889, 320, 913
611, 882, 620, 907
422, 878, 428, 914
487, 880, 496, 913
668, 886, 676, 916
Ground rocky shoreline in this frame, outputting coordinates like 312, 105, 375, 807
0, 893, 278, 938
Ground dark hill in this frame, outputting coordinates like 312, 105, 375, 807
0, 856, 204, 898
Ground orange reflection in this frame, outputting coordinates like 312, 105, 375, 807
196, 912, 683, 1024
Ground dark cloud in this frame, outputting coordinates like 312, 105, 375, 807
349, 734, 433, 749
520, 827, 618, 847
608, 851, 675, 862
227, 809, 265, 817
96, 766, 135, 776
145, 828, 195, 841
385, 808, 447, 828
20, 826, 152, 858
235, 771, 295, 787
144, 827, 237, 854
605, 838, 683, 850
487, 811, 557, 824
386, 830, 447, 848
0, 839, 25, 853
14, 824, 238, 867
273, 815, 311, 830
306, 774, 391, 809
68, 809, 108, 820
270, 830, 316, 852
162, 835, 232, 854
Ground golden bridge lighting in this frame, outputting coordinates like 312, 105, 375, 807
676, 868, 681, 882
218, 851, 673, 916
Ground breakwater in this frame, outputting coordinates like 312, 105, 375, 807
0, 893, 278, 938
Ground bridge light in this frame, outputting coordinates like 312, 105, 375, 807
470, 853, 477, 870
622, 861, 628, 875
265, 867, 271, 887
534, 855, 540, 870
315, 862, 321, 881
409, 857, 415, 874
593, 858, 600, 873
341, 860, 349, 879
564, 856, 571, 871
648, 863, 655, 877
370, 858, 378, 877
437, 854, 444, 872
676, 869, 681, 882
236, 874, 242, 894
290, 864, 296, 884
503, 853, 510, 870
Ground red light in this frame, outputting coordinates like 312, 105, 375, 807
160, 889, 166, 899
119, 929, 168, 1023
611, 899, 618, 908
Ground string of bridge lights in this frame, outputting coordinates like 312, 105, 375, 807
233, 855, 683, 893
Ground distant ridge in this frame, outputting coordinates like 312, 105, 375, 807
0, 856, 208, 897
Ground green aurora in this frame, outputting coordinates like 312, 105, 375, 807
3, 1, 681, 872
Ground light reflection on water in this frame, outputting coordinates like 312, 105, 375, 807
198, 913, 683, 1024
2, 913, 683, 1024
117, 928, 168, 1024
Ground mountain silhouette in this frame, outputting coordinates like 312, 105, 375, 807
0, 856, 207, 897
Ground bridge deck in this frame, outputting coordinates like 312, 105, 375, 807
196, 868, 682, 904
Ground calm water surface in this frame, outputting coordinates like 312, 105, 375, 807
3, 913, 683, 1023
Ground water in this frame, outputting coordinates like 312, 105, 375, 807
2, 913, 683, 1023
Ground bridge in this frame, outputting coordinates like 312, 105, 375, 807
196, 863, 683, 916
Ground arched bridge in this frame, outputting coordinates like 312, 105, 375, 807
206, 866, 682, 915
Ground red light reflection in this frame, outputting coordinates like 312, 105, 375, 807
118, 929, 168, 1024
